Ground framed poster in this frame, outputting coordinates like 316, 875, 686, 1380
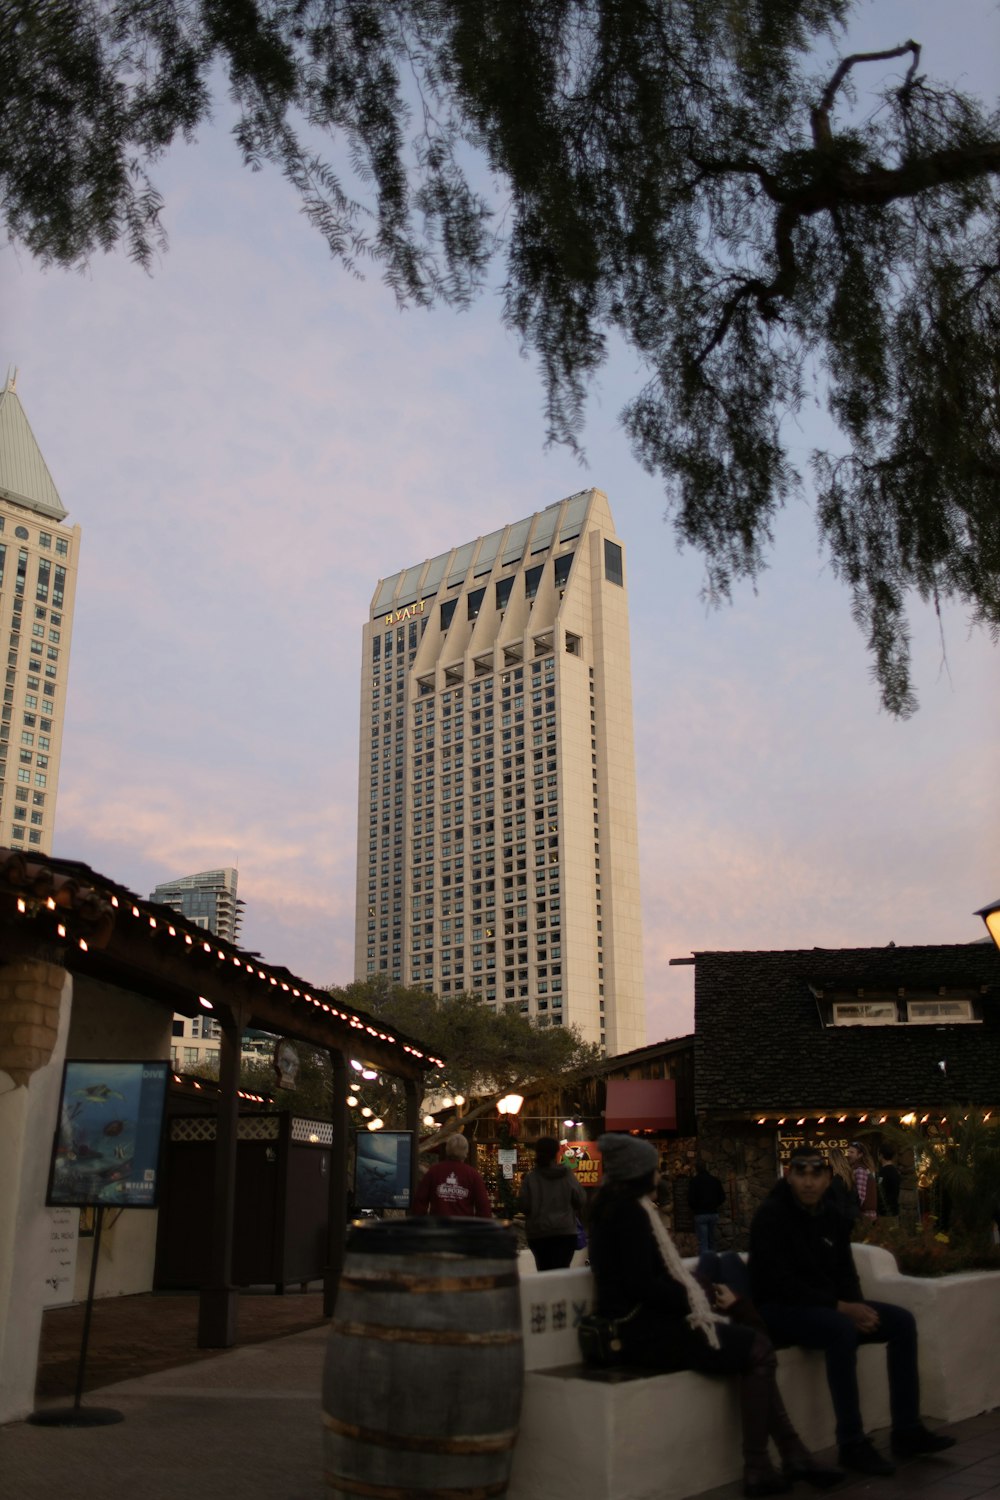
354, 1130, 413, 1210
46, 1060, 170, 1209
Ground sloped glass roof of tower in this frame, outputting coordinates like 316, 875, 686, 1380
0, 374, 67, 520
372, 491, 591, 615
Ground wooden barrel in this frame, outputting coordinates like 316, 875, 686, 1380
323, 1218, 523, 1498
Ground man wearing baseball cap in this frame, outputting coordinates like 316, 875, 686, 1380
749, 1145, 956, 1477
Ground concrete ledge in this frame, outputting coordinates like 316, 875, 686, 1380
854, 1242, 1000, 1422
509, 1344, 889, 1500
510, 1244, 1000, 1500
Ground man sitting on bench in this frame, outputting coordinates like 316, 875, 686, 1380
749, 1144, 956, 1478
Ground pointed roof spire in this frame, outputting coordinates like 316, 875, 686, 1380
0, 373, 68, 521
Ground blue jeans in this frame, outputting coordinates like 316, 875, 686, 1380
758, 1300, 920, 1447
694, 1212, 719, 1255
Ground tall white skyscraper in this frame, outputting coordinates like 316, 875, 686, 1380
355, 489, 645, 1055
0, 373, 80, 853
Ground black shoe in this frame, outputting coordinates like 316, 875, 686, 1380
782, 1456, 846, 1488
744, 1471, 792, 1498
891, 1425, 957, 1459
838, 1439, 896, 1477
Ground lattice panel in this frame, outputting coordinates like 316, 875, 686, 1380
170, 1115, 281, 1143
291, 1119, 333, 1145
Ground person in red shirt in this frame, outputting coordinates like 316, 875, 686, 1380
412, 1133, 493, 1217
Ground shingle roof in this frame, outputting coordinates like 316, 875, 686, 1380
693, 943, 999, 1114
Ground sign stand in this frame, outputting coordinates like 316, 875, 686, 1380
29, 1056, 170, 1427
28, 1207, 123, 1427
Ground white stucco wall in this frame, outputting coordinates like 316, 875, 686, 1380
66, 978, 173, 1299
0, 967, 72, 1423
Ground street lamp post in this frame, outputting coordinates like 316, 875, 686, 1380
974, 900, 1000, 952
495, 1094, 524, 1218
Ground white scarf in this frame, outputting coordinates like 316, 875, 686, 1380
640, 1196, 726, 1350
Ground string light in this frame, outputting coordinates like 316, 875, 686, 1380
9, 877, 431, 1074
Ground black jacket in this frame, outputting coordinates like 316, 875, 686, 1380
589, 1192, 754, 1373
687, 1169, 725, 1214
748, 1178, 862, 1309
589, 1194, 704, 1368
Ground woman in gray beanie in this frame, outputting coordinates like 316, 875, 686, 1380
589, 1135, 842, 1498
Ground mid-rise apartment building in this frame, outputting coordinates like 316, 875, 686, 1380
152, 867, 245, 1070
151, 867, 243, 944
0, 373, 80, 854
355, 489, 645, 1055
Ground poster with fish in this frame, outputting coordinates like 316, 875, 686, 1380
354, 1131, 413, 1210
46, 1060, 169, 1208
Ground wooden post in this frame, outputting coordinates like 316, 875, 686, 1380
404, 1077, 421, 1207
323, 1048, 349, 1318
197, 998, 247, 1347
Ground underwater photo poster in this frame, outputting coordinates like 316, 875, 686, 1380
354, 1130, 413, 1210
46, 1060, 169, 1208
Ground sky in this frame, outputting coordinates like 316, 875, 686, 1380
2, 0, 997, 1044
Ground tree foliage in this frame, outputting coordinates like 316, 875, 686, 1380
889, 1108, 1000, 1251
4, 1, 998, 711
330, 978, 603, 1143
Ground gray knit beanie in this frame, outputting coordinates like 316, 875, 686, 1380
598, 1133, 658, 1183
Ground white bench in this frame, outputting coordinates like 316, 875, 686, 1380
508, 1252, 898, 1500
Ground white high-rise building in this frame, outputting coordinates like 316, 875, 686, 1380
355, 489, 645, 1055
0, 373, 80, 854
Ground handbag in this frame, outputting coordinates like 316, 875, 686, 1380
575, 1216, 587, 1250
577, 1305, 639, 1366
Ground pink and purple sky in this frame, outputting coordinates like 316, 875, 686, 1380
4, 0, 997, 1042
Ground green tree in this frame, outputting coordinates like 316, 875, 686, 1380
893, 1109, 1000, 1251
331, 978, 602, 1148
4, 1, 998, 712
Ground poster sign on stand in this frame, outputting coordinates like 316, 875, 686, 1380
46, 1060, 169, 1209
31, 1060, 169, 1428
354, 1131, 413, 1210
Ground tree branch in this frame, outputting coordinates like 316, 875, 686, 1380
812, 42, 921, 148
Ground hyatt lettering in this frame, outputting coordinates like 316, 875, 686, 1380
384, 599, 427, 626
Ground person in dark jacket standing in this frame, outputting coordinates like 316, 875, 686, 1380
688, 1159, 726, 1253
590, 1134, 842, 1498
517, 1136, 586, 1270
878, 1145, 901, 1216
749, 1145, 956, 1478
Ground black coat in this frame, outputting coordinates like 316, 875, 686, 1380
748, 1178, 862, 1309
589, 1194, 753, 1373
687, 1169, 725, 1214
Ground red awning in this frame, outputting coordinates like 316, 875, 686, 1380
604, 1078, 677, 1131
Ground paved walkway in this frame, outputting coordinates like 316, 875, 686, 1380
3, 1322, 999, 1500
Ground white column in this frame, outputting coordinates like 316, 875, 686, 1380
0, 960, 72, 1422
